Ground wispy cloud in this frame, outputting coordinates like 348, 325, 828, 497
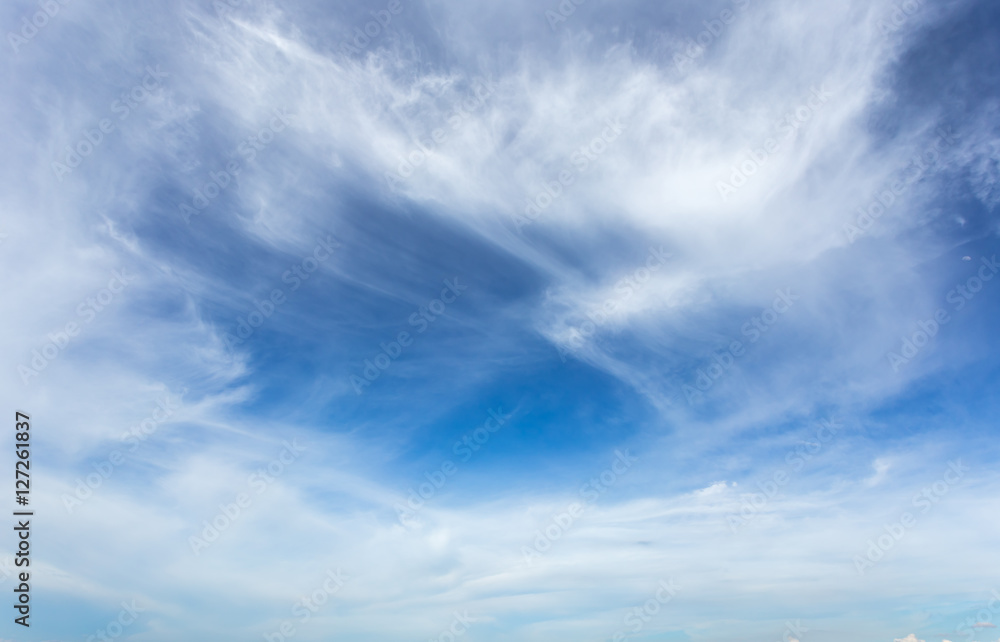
2, 0, 999, 639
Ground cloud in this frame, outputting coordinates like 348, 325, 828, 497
3, 0, 1000, 640
865, 457, 892, 487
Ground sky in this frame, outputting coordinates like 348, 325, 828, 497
1, 0, 999, 640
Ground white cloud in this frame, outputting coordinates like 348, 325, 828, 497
2, 0, 998, 640
866, 457, 892, 487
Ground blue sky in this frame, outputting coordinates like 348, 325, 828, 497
1, 0, 1000, 640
